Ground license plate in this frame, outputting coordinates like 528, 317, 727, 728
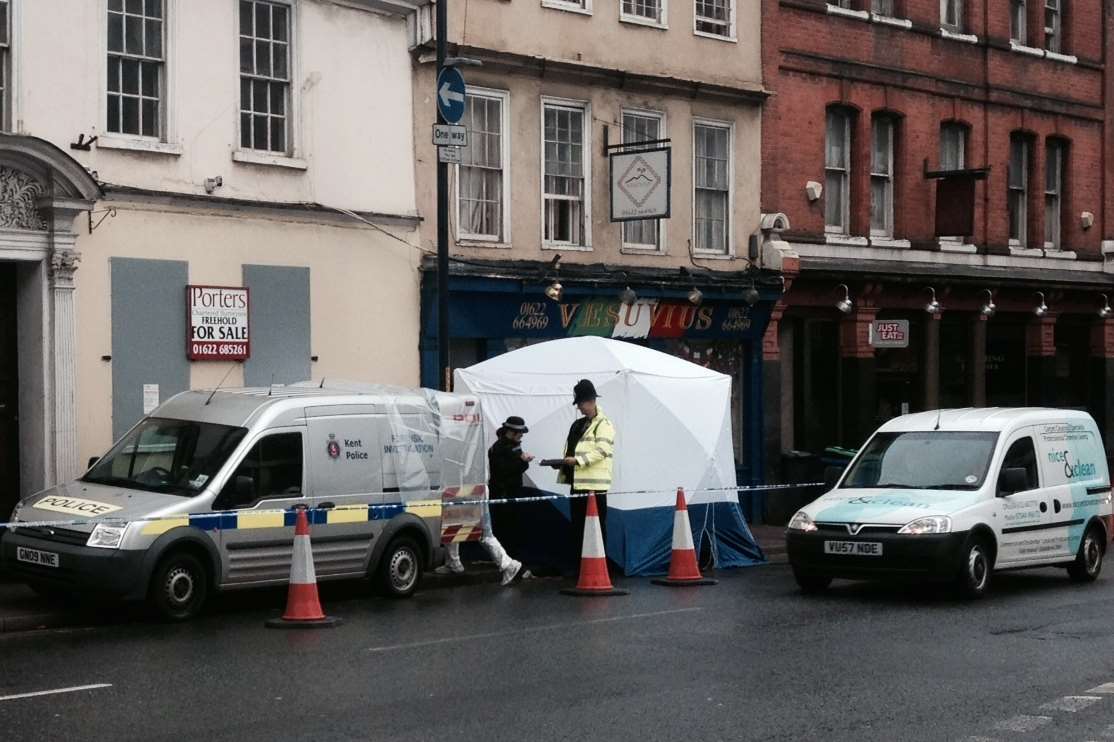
824, 540, 883, 556
16, 546, 59, 568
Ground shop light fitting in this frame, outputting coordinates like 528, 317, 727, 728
1101, 294, 1113, 319
544, 280, 563, 302
836, 284, 853, 314
1034, 291, 1049, 318
620, 286, 638, 305
687, 287, 704, 305
924, 287, 942, 315
743, 284, 760, 306
980, 289, 996, 318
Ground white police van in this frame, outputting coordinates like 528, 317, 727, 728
1, 382, 486, 620
786, 408, 1112, 598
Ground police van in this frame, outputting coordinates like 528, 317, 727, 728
786, 408, 1113, 598
0, 382, 486, 620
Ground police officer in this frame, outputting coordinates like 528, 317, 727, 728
558, 379, 616, 565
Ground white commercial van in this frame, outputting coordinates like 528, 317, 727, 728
0, 382, 486, 620
786, 408, 1113, 598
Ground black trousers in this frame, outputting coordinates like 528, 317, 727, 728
570, 490, 608, 563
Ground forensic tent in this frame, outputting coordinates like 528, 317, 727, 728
453, 336, 765, 576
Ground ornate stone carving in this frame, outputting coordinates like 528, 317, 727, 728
0, 167, 48, 230
49, 249, 81, 288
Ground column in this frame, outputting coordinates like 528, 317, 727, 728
1026, 314, 1058, 406
839, 305, 878, 447
971, 315, 987, 406
761, 304, 784, 484
48, 245, 80, 485
1089, 319, 1114, 464
924, 313, 941, 409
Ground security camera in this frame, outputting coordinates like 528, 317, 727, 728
1081, 211, 1095, 230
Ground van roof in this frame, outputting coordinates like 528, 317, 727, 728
151, 382, 470, 430
878, 407, 1096, 434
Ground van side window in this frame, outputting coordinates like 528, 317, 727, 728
219, 433, 304, 508
999, 437, 1039, 494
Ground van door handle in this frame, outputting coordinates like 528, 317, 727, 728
316, 502, 335, 509
1053, 499, 1062, 514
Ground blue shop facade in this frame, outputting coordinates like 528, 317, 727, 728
420, 259, 783, 516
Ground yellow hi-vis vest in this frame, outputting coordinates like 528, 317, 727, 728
558, 410, 615, 492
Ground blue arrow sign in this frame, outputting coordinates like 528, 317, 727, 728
436, 67, 467, 125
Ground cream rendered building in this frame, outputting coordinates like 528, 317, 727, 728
411, 0, 789, 490
0, 0, 428, 515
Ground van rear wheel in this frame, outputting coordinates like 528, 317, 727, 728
149, 552, 209, 621
1068, 526, 1105, 583
955, 537, 992, 599
375, 536, 423, 598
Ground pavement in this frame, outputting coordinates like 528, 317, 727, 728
0, 525, 788, 634
4, 559, 1114, 741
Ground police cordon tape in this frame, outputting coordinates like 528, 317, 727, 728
0, 481, 826, 532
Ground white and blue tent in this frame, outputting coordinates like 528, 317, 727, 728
454, 336, 765, 576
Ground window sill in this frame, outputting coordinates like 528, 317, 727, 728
1009, 40, 1046, 58
938, 239, 977, 253
1045, 50, 1078, 64
1009, 245, 1043, 257
97, 135, 182, 156
691, 251, 736, 260
1044, 249, 1077, 260
620, 14, 668, 29
825, 4, 869, 21
870, 237, 911, 249
457, 239, 511, 249
694, 29, 736, 42
940, 28, 979, 44
825, 233, 869, 247
543, 242, 592, 251
541, 0, 592, 15
232, 150, 309, 170
871, 13, 912, 29
621, 245, 667, 255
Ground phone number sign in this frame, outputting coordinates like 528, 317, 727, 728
186, 286, 250, 361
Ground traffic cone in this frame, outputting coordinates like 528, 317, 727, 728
652, 488, 717, 587
266, 507, 341, 629
561, 493, 628, 597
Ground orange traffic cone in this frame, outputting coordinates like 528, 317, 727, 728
652, 488, 717, 587
561, 493, 628, 597
266, 507, 341, 628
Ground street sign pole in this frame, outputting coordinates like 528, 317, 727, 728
435, 0, 450, 391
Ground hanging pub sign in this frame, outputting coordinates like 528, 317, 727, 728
923, 158, 989, 238
186, 285, 250, 361
609, 140, 671, 222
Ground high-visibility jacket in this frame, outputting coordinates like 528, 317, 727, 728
558, 409, 615, 492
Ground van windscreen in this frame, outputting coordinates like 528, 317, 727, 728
84, 418, 248, 497
840, 431, 1000, 491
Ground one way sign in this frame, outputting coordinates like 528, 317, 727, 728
436, 67, 467, 124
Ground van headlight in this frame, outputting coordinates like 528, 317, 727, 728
788, 511, 818, 532
898, 516, 951, 535
87, 524, 127, 550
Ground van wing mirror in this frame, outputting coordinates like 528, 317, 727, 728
823, 466, 843, 489
998, 467, 1029, 496
235, 475, 255, 502
87, 456, 100, 471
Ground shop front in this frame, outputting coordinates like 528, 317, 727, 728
420, 261, 783, 502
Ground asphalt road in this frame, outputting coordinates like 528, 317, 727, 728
3, 565, 1114, 742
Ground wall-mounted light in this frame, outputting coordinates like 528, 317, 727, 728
544, 280, 563, 302
924, 287, 942, 315
1100, 294, 1113, 319
743, 284, 760, 306
1034, 291, 1049, 318
1082, 211, 1095, 230
805, 181, 823, 202
687, 287, 703, 306
835, 284, 853, 314
980, 289, 996, 318
620, 286, 638, 305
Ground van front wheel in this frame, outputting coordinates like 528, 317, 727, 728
1068, 526, 1105, 583
376, 536, 423, 598
955, 537, 992, 599
149, 552, 209, 621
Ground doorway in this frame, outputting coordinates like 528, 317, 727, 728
0, 262, 19, 517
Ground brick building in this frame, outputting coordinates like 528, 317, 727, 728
760, 0, 1114, 488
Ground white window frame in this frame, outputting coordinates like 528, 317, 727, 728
870, 117, 895, 239
825, 108, 851, 235
621, 0, 667, 27
540, 97, 592, 251
541, 0, 592, 16
619, 108, 667, 254
455, 87, 511, 246
872, 0, 894, 17
940, 0, 963, 32
234, 0, 304, 168
694, 0, 735, 40
691, 117, 734, 258
1010, 0, 1026, 43
102, 0, 175, 149
1008, 135, 1030, 248
1044, 140, 1064, 250
1044, 0, 1061, 53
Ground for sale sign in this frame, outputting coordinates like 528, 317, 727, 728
187, 286, 250, 361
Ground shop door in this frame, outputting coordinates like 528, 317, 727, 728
0, 263, 19, 518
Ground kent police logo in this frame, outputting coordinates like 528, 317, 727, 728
327, 434, 341, 459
